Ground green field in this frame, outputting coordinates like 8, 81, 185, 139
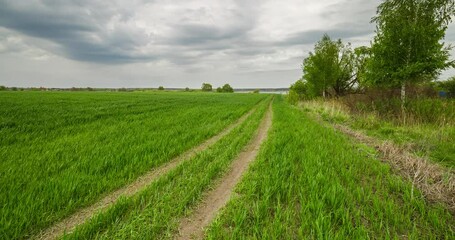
0, 91, 266, 239
0, 92, 453, 239
207, 97, 454, 239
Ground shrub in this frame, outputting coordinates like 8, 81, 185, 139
158, 86, 164, 91
221, 84, 234, 93
201, 83, 212, 92
439, 78, 455, 98
287, 90, 299, 105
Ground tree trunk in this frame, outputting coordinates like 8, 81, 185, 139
401, 81, 406, 125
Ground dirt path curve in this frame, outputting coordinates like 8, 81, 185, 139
34, 106, 260, 240
175, 102, 273, 240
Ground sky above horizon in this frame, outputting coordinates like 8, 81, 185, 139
1, 0, 455, 89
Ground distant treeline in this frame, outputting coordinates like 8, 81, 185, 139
0, 86, 289, 93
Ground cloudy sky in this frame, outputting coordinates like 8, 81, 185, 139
1, 0, 455, 89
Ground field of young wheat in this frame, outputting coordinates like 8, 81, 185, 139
0, 92, 452, 239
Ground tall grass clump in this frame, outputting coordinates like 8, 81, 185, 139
342, 87, 454, 126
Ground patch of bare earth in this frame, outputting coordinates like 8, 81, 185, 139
175, 103, 273, 240
334, 123, 455, 214
34, 106, 259, 240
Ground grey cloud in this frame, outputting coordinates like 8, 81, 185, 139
0, 0, 154, 63
167, 23, 248, 45
282, 22, 374, 46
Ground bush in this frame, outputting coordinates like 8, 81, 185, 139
158, 86, 164, 91
201, 83, 212, 92
439, 78, 455, 98
221, 84, 234, 93
290, 79, 308, 100
287, 90, 299, 105
216, 84, 234, 93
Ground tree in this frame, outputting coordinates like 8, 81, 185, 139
201, 83, 212, 92
368, 0, 455, 111
185, 87, 190, 92
353, 46, 371, 89
221, 84, 234, 93
302, 34, 357, 98
216, 87, 223, 93
0, 85, 6, 91
158, 86, 164, 90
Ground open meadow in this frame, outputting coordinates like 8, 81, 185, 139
0, 91, 453, 239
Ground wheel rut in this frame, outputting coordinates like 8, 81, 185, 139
34, 105, 259, 240
175, 102, 273, 240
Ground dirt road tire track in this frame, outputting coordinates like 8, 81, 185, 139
34, 104, 261, 240
175, 102, 273, 240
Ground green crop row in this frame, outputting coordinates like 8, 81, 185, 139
206, 95, 454, 239
62, 96, 271, 239
0, 91, 267, 239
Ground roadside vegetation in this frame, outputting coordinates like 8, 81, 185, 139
206, 96, 454, 239
288, 0, 455, 167
0, 91, 266, 239
300, 98, 455, 167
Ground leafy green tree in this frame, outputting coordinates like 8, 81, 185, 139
0, 85, 6, 91
302, 34, 357, 97
353, 46, 371, 89
201, 83, 212, 92
221, 84, 234, 93
368, 0, 455, 107
216, 87, 223, 93
158, 86, 164, 90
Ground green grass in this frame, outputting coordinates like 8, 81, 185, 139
206, 96, 454, 239
301, 99, 455, 168
63, 96, 271, 239
352, 118, 455, 168
0, 91, 267, 239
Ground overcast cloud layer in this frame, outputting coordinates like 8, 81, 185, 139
1, 0, 454, 88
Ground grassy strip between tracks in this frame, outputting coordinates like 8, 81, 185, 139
206, 95, 454, 239
0, 91, 266, 239
61, 97, 271, 239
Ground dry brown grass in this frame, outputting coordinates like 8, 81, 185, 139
334, 124, 455, 214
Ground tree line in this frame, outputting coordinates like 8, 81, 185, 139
291, 0, 455, 104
